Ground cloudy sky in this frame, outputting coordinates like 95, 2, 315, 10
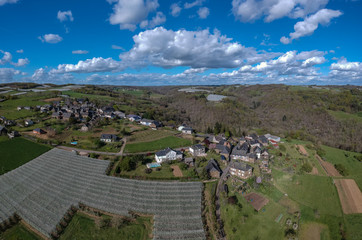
0, 0, 362, 85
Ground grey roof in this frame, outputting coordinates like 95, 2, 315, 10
155, 147, 181, 157
258, 135, 268, 143
230, 161, 252, 171
231, 144, 247, 156
182, 127, 193, 131
191, 144, 205, 150
100, 134, 118, 140
0, 125, 6, 131
205, 159, 222, 174
250, 133, 258, 140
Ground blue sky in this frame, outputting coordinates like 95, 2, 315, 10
0, 0, 362, 85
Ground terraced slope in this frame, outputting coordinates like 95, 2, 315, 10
0, 149, 205, 240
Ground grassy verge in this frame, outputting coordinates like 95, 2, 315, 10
124, 136, 191, 153
203, 181, 218, 240
0, 137, 51, 175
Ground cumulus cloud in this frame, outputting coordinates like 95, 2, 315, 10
120, 27, 274, 69
281, 9, 342, 44
0, 68, 22, 82
140, 12, 166, 28
57, 10, 73, 22
108, 0, 159, 31
170, 3, 182, 17
197, 7, 209, 19
0, 0, 18, 6
16, 49, 23, 53
0, 50, 29, 67
184, 0, 204, 9
183, 67, 208, 74
51, 57, 124, 74
330, 58, 361, 72
72, 50, 89, 54
232, 0, 329, 22
38, 34, 63, 44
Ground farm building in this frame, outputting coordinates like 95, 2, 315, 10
244, 192, 269, 211
155, 147, 183, 163
127, 114, 141, 122
229, 161, 253, 179
189, 144, 206, 156
100, 134, 119, 143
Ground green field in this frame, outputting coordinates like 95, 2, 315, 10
0, 137, 51, 175
128, 129, 175, 143
60, 212, 152, 240
62, 90, 115, 101
124, 136, 191, 153
0, 223, 41, 240
273, 169, 342, 216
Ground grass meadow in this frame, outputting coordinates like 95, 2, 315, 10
0, 137, 51, 175
124, 136, 191, 153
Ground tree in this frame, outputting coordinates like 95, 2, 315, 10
301, 163, 312, 173
119, 157, 137, 172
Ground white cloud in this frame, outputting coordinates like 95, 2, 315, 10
232, 0, 329, 22
330, 58, 361, 72
111, 45, 125, 50
0, 50, 29, 67
170, 3, 182, 17
120, 27, 274, 69
38, 34, 63, 44
57, 10, 73, 22
0, 68, 22, 82
183, 67, 208, 74
0, 0, 18, 6
281, 9, 342, 44
51, 57, 124, 74
197, 7, 209, 19
16, 49, 24, 53
72, 50, 89, 54
184, 0, 204, 9
140, 12, 166, 28
108, 0, 159, 31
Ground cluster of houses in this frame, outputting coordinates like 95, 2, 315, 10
0, 124, 20, 139
153, 132, 280, 180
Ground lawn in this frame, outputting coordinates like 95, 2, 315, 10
273, 169, 342, 217
0, 223, 41, 240
0, 137, 51, 175
124, 136, 191, 153
59, 212, 152, 240
62, 90, 115, 101
321, 145, 362, 189
127, 129, 175, 143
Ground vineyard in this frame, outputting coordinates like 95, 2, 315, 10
0, 149, 205, 240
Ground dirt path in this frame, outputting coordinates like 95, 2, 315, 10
297, 145, 308, 156
310, 167, 319, 175
335, 179, 362, 214
171, 165, 183, 177
315, 154, 341, 177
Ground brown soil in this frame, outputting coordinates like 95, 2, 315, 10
23, 131, 50, 140
170, 165, 183, 177
297, 144, 308, 156
316, 155, 341, 177
310, 167, 319, 175
335, 179, 362, 214
43, 97, 62, 102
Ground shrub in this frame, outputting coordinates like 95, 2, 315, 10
301, 163, 313, 173
279, 144, 286, 152
179, 163, 188, 170
335, 164, 348, 176
144, 168, 152, 174
119, 157, 137, 172
227, 196, 238, 205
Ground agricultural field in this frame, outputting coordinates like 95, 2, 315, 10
61, 90, 115, 101
0, 149, 205, 239
60, 212, 152, 240
328, 110, 362, 123
124, 136, 191, 153
127, 129, 176, 143
0, 137, 51, 175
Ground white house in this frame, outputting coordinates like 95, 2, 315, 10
264, 134, 281, 143
155, 148, 183, 163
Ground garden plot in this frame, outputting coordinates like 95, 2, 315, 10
334, 179, 362, 214
0, 149, 205, 240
